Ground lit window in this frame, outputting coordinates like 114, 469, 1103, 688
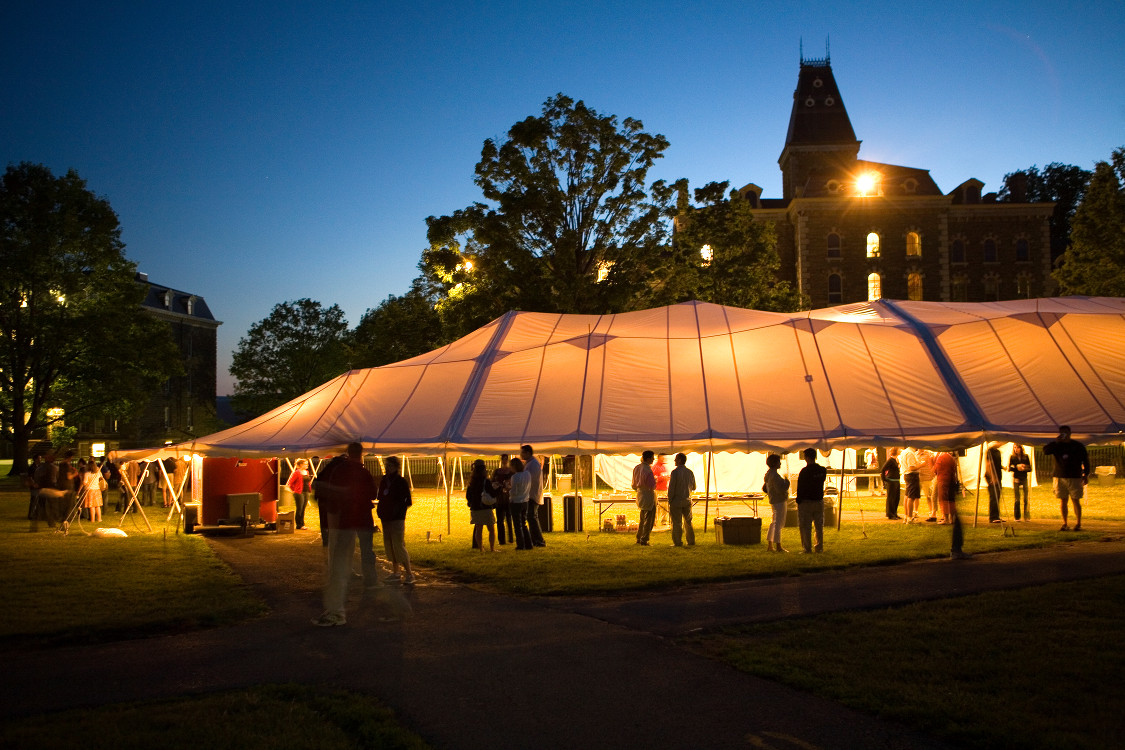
951, 239, 965, 264
866, 233, 880, 258
699, 245, 713, 267
983, 239, 998, 263
1016, 238, 1030, 262
827, 233, 840, 258
906, 232, 921, 257
867, 273, 881, 301
908, 273, 923, 301
828, 274, 842, 304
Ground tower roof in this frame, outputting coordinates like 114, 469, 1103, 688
782, 56, 859, 151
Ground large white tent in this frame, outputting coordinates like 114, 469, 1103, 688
118, 297, 1125, 462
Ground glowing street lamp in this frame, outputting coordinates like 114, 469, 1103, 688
700, 244, 713, 267
855, 172, 879, 197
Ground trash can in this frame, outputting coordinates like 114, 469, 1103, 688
563, 493, 583, 532
1094, 466, 1116, 487
556, 473, 573, 492
537, 495, 553, 532
714, 516, 762, 545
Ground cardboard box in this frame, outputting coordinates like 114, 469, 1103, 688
715, 516, 762, 545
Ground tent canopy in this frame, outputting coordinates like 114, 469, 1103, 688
116, 297, 1125, 461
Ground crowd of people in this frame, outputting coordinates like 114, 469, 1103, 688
25, 449, 133, 530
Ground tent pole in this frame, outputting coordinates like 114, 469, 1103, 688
704, 450, 713, 531
973, 442, 985, 528
443, 451, 452, 535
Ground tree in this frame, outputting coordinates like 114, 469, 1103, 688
0, 163, 181, 474
421, 94, 677, 338
351, 282, 444, 369
668, 181, 805, 311
999, 162, 1092, 262
229, 299, 352, 418
1053, 148, 1125, 296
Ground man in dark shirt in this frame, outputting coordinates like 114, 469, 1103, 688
796, 448, 828, 553
1043, 426, 1089, 532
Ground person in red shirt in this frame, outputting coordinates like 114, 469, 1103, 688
933, 451, 970, 560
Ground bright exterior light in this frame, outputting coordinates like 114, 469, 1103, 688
855, 172, 878, 196
596, 260, 614, 283
700, 244, 713, 267
91, 443, 106, 457
462, 260, 473, 272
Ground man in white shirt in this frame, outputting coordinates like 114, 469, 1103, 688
632, 451, 656, 545
521, 445, 547, 547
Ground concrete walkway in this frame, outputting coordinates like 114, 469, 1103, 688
4, 533, 1124, 749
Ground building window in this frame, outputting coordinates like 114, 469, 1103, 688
186, 296, 196, 315
828, 274, 842, 304
951, 239, 966, 264
1017, 275, 1031, 298
866, 232, 880, 258
163, 290, 173, 309
903, 178, 917, 194
867, 273, 881, 301
906, 232, 921, 257
983, 239, 998, 263
907, 272, 923, 301
984, 277, 1000, 301
1016, 238, 1030, 262
827, 233, 841, 258
952, 275, 968, 302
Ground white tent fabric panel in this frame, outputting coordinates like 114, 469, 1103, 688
112, 297, 1125, 462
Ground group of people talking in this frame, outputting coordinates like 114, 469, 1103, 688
465, 445, 549, 552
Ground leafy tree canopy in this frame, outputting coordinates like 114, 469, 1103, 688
0, 162, 180, 473
351, 282, 444, 369
230, 299, 351, 418
668, 181, 805, 311
999, 162, 1092, 261
1053, 147, 1125, 296
420, 94, 677, 339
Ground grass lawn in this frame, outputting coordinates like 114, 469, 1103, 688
0, 683, 431, 750
684, 574, 1125, 750
0, 479, 265, 648
399, 482, 1125, 594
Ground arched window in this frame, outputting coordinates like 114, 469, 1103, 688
866, 232, 880, 258
951, 239, 966, 264
867, 273, 881, 301
951, 275, 968, 302
1016, 238, 1030, 262
983, 239, 998, 263
907, 272, 923, 301
984, 277, 1000, 301
827, 233, 841, 258
828, 274, 842, 304
906, 232, 921, 257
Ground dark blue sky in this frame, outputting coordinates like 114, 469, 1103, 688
4, 1, 1123, 394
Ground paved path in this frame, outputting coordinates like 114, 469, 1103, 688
4, 532, 1124, 749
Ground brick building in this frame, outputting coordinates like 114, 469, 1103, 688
742, 55, 1054, 307
72, 272, 222, 456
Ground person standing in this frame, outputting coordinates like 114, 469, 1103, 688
466, 459, 496, 552
312, 442, 378, 627
899, 446, 922, 523
881, 448, 901, 520
795, 448, 827, 553
507, 457, 532, 550
521, 445, 547, 547
1008, 444, 1032, 520
25, 454, 42, 524
916, 449, 936, 521
985, 442, 1004, 523
33, 450, 62, 529
666, 453, 696, 547
491, 454, 514, 545
376, 455, 415, 583
81, 459, 105, 524
1044, 426, 1089, 532
631, 450, 656, 546
933, 450, 970, 559
287, 458, 312, 530
762, 453, 790, 553
139, 462, 157, 507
